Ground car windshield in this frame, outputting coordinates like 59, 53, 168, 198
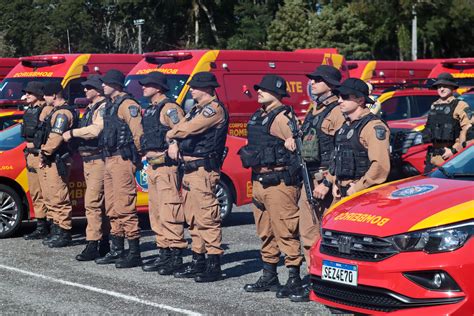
0, 124, 23, 151
125, 74, 189, 108
0, 78, 62, 101
431, 146, 474, 180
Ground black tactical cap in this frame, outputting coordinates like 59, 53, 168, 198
306, 65, 342, 87
22, 81, 45, 97
43, 81, 63, 96
336, 78, 374, 104
254, 74, 289, 98
430, 72, 459, 89
187, 71, 220, 88
81, 74, 103, 92
139, 71, 170, 91
101, 69, 125, 88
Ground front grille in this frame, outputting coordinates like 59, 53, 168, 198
320, 230, 398, 262
311, 276, 464, 312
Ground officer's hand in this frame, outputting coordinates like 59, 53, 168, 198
332, 185, 341, 199
167, 143, 179, 160
284, 137, 296, 152
347, 183, 356, 196
313, 183, 329, 200
442, 147, 454, 160
62, 131, 72, 142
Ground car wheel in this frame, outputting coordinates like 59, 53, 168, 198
215, 180, 234, 223
0, 184, 23, 238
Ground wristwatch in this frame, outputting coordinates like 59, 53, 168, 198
168, 139, 177, 145
450, 147, 458, 155
322, 178, 332, 189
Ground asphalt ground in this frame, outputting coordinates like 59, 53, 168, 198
0, 204, 347, 315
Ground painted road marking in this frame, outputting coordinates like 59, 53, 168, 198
0, 264, 201, 316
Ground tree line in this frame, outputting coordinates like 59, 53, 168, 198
0, 0, 473, 60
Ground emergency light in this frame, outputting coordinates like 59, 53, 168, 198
20, 56, 66, 68
441, 59, 474, 69
144, 52, 193, 65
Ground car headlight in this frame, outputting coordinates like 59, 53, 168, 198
387, 221, 473, 254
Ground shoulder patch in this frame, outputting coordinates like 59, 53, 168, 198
166, 108, 180, 124
51, 113, 69, 134
374, 125, 387, 140
202, 105, 216, 118
129, 105, 140, 117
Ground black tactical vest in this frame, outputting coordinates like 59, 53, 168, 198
21, 104, 45, 142
102, 94, 136, 153
301, 100, 339, 170
334, 114, 380, 180
140, 98, 173, 152
239, 106, 294, 168
425, 99, 460, 143
34, 104, 79, 154
77, 100, 106, 153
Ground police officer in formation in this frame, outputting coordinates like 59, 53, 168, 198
39, 82, 79, 248
422, 73, 471, 172
166, 72, 229, 283
138, 72, 187, 275
22, 82, 53, 240
96, 70, 144, 269
328, 78, 390, 202
239, 75, 303, 298
290, 65, 346, 302
63, 75, 110, 261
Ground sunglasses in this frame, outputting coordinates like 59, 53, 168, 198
84, 85, 97, 91
339, 94, 356, 101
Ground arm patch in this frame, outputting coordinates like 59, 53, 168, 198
129, 105, 140, 117
374, 125, 387, 140
202, 105, 216, 118
166, 108, 180, 124
51, 113, 69, 134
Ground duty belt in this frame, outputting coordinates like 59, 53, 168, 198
182, 157, 220, 174
81, 153, 104, 163
252, 169, 300, 188
23, 147, 40, 156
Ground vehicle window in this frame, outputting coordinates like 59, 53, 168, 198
0, 115, 22, 131
124, 74, 189, 108
380, 97, 410, 121
431, 146, 474, 180
412, 95, 438, 117
0, 124, 23, 151
0, 78, 62, 100
65, 78, 87, 103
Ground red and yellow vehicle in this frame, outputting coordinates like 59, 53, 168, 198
0, 54, 142, 108
348, 60, 439, 94
0, 58, 18, 82
0, 109, 250, 238
427, 58, 474, 93
309, 144, 474, 315
125, 49, 349, 137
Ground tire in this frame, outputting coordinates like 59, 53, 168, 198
215, 179, 234, 223
0, 184, 24, 238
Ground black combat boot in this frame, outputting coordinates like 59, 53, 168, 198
48, 228, 72, 248
95, 235, 125, 265
194, 254, 223, 283
142, 248, 171, 272
42, 223, 59, 245
244, 263, 280, 292
289, 282, 311, 302
24, 218, 49, 240
75, 241, 100, 261
276, 266, 302, 298
173, 252, 206, 278
99, 236, 111, 257
158, 248, 184, 275
115, 238, 141, 269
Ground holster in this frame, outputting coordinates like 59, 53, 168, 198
55, 152, 70, 178
252, 170, 300, 188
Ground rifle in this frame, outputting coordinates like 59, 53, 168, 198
285, 107, 320, 223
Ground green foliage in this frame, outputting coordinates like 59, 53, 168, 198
265, 0, 311, 50
397, 24, 411, 60
307, 5, 371, 59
